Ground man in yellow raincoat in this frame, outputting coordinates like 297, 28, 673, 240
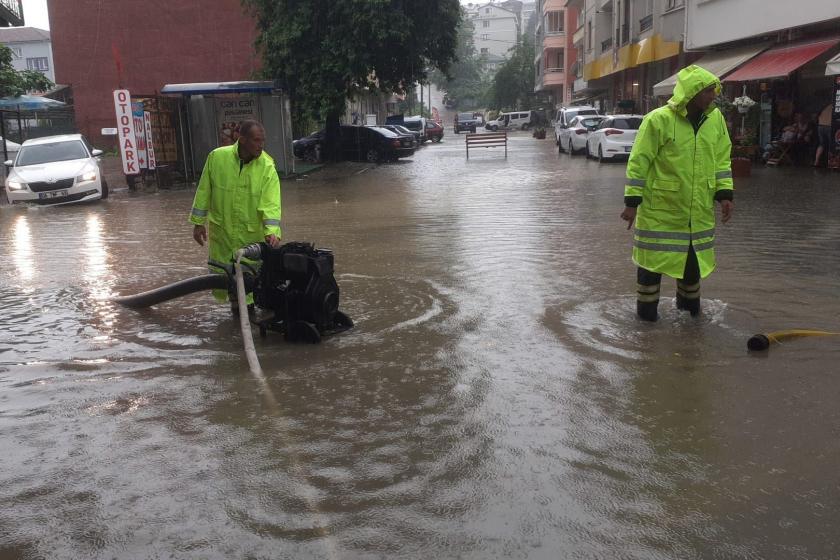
620, 65, 734, 321
188, 120, 281, 309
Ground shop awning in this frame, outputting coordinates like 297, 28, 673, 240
652, 42, 770, 97
160, 81, 276, 95
723, 37, 840, 82
827, 52, 840, 75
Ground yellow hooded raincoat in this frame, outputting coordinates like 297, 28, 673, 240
188, 141, 281, 299
624, 65, 733, 279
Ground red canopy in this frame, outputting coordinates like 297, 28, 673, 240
724, 37, 839, 82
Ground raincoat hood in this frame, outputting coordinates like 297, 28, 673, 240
667, 65, 721, 116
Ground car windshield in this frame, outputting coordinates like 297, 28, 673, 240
16, 140, 89, 166
457, 113, 473, 120
573, 109, 598, 117
579, 117, 604, 128
370, 126, 398, 138
610, 117, 643, 130
393, 125, 413, 135
402, 121, 422, 131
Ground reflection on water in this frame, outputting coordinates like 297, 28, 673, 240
12, 214, 35, 287
1, 141, 839, 559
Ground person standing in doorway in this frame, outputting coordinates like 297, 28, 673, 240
620, 65, 734, 321
189, 119, 281, 311
814, 102, 833, 167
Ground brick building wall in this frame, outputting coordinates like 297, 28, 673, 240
47, 0, 261, 147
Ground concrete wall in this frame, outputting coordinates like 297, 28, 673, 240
6, 39, 55, 83
473, 5, 519, 58
47, 0, 260, 147
685, 0, 840, 49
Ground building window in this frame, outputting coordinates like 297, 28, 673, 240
486, 7, 491, 14
26, 57, 49, 72
587, 20, 592, 50
480, 48, 489, 54
481, 34, 489, 40
666, 0, 684, 9
10, 47, 21, 58
546, 11, 564, 33
483, 20, 490, 28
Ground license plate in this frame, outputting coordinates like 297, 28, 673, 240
38, 190, 68, 199
624, 146, 632, 152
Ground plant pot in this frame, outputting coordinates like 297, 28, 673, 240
731, 157, 751, 177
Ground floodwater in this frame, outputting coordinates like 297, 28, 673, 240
1, 134, 839, 559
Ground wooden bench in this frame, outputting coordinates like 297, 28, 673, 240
465, 132, 507, 159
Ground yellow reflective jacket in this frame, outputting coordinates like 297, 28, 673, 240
189, 141, 281, 268
624, 65, 733, 279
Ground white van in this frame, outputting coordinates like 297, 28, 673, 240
486, 111, 534, 131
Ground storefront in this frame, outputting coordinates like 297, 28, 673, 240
160, 81, 293, 180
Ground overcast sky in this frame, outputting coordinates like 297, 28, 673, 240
22, 0, 49, 29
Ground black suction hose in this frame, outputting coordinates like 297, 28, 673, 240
112, 274, 229, 308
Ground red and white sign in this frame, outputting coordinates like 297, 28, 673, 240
132, 101, 148, 169
113, 89, 139, 175
143, 111, 157, 170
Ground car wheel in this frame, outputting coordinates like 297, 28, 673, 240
568, 139, 575, 156
100, 179, 109, 200
598, 145, 605, 163
365, 148, 380, 163
432, 136, 441, 143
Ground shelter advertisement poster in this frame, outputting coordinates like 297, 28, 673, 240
113, 89, 139, 175
131, 101, 148, 169
216, 97, 259, 147
833, 75, 840, 152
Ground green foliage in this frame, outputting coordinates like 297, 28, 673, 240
488, 34, 536, 111
244, 0, 461, 122
0, 44, 54, 97
428, 15, 487, 110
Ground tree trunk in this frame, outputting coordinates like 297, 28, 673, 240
324, 111, 341, 162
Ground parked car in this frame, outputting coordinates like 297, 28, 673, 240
453, 112, 477, 134
553, 105, 599, 145
485, 111, 535, 131
378, 124, 418, 148
586, 115, 644, 162
4, 134, 107, 206
292, 129, 325, 162
340, 125, 414, 162
425, 120, 444, 142
557, 115, 605, 155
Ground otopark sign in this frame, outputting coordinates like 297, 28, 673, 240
113, 89, 140, 175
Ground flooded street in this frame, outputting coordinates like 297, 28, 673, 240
2, 134, 839, 559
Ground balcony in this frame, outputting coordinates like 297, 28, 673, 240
0, 0, 23, 26
572, 25, 585, 46
543, 34, 566, 50
601, 37, 613, 52
543, 68, 566, 87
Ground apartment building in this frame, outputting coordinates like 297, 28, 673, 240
0, 27, 55, 84
471, 3, 520, 58
534, 0, 578, 106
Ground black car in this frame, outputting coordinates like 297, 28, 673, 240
378, 124, 418, 148
292, 130, 324, 162
341, 126, 414, 162
454, 112, 478, 134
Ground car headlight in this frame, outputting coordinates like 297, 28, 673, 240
7, 180, 24, 191
77, 167, 97, 182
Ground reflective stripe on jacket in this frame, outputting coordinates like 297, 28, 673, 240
625, 65, 733, 279
189, 141, 281, 269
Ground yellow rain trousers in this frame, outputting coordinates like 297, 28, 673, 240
188, 141, 281, 300
624, 65, 733, 279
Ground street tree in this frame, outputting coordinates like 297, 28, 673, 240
488, 34, 536, 111
245, 0, 461, 160
0, 44, 53, 98
429, 16, 485, 110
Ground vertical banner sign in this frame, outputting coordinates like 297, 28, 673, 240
143, 111, 157, 170
832, 75, 840, 153
215, 96, 259, 146
131, 101, 148, 169
113, 89, 139, 175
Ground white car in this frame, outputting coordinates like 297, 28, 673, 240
0, 136, 21, 161
486, 111, 534, 131
553, 105, 599, 145
557, 115, 605, 155
586, 115, 644, 162
4, 134, 107, 206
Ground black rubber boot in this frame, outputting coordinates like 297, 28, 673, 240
676, 294, 700, 316
637, 300, 659, 322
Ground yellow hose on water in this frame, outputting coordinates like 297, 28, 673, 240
748, 329, 840, 351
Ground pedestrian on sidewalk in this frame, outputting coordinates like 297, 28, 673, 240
620, 65, 734, 322
188, 120, 282, 312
